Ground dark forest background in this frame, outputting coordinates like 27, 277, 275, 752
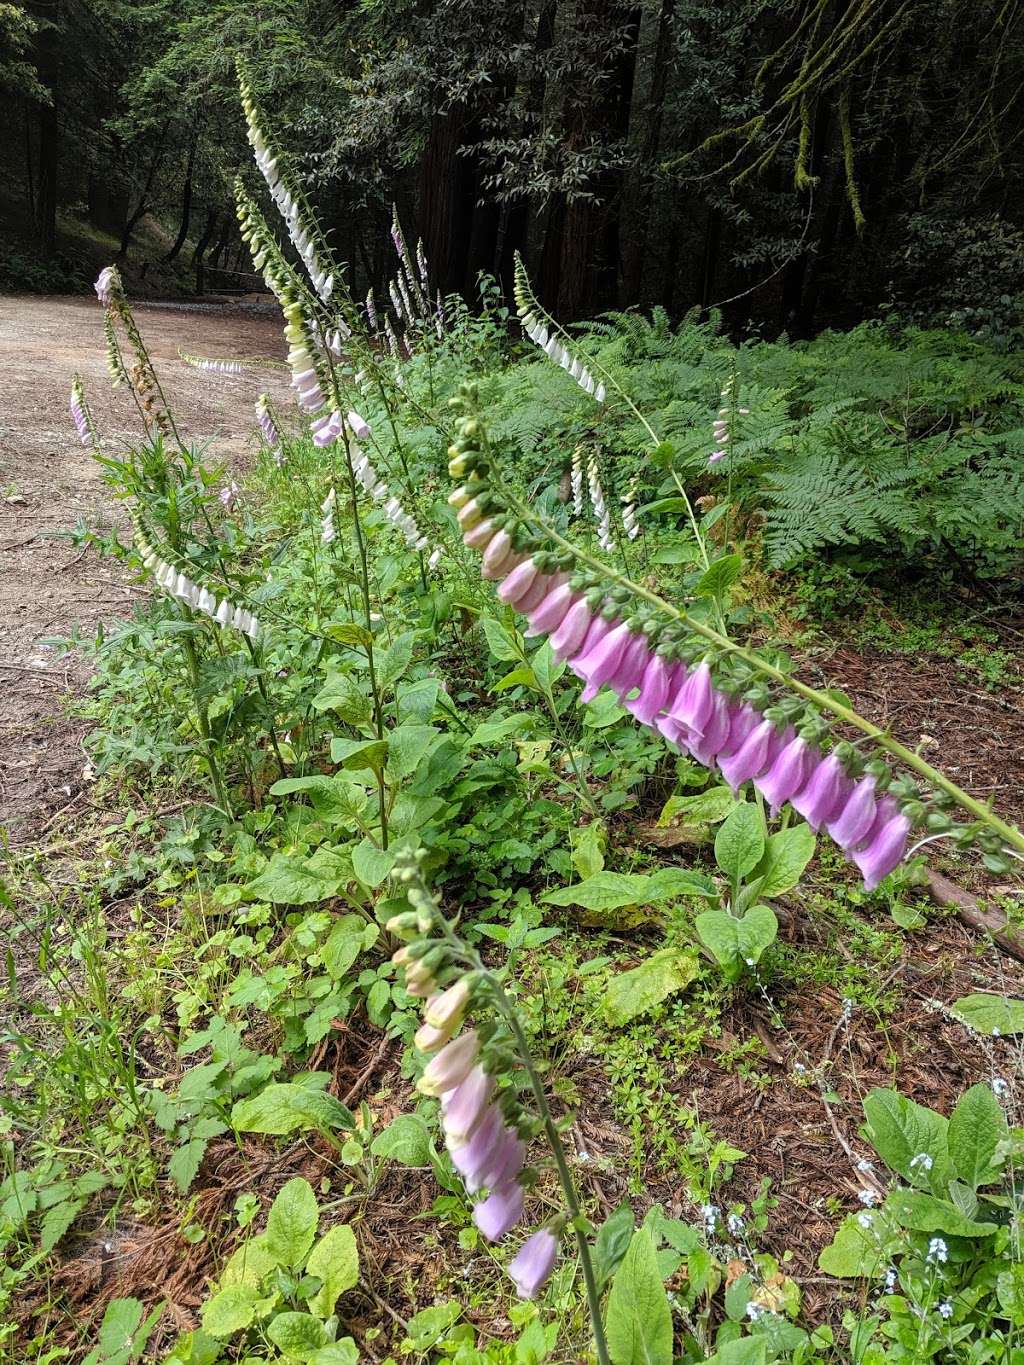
4, 0, 1024, 337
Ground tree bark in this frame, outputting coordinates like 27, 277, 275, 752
29, 0, 60, 258
193, 210, 219, 294
119, 119, 171, 257
163, 130, 198, 262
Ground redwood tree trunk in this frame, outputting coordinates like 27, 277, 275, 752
164, 131, 198, 262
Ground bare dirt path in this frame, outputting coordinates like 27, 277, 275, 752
0, 293, 290, 842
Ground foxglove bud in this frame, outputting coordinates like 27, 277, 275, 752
508, 1227, 559, 1300
424, 978, 471, 1034
418, 1030, 480, 1096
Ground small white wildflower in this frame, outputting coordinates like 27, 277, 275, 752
857, 1158, 875, 1173
857, 1212, 873, 1229
745, 1302, 765, 1322
992, 1076, 1009, 1097
858, 1188, 879, 1207
726, 1212, 744, 1235
937, 1300, 953, 1320
744, 956, 756, 967
909, 1152, 934, 1173
700, 1203, 719, 1233
927, 1237, 948, 1265
793, 1061, 807, 1075
841, 997, 854, 1023
883, 1267, 897, 1293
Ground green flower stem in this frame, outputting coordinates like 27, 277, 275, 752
180, 628, 232, 817
495, 480, 1024, 856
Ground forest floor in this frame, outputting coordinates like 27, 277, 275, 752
0, 294, 289, 843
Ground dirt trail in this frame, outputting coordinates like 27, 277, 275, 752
0, 293, 289, 842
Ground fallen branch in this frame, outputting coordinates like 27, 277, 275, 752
926, 869, 1024, 964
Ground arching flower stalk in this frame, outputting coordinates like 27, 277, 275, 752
102, 312, 129, 389
709, 371, 748, 468
93, 264, 174, 439
570, 447, 584, 516
132, 526, 260, 640
621, 473, 640, 541
390, 205, 429, 316
388, 849, 611, 1361
587, 452, 615, 553
513, 255, 604, 402
181, 353, 247, 376
239, 63, 336, 304
254, 393, 284, 466
365, 288, 378, 333
445, 387, 1024, 879
70, 374, 98, 448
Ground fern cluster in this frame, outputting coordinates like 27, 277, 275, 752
482, 313, 1024, 582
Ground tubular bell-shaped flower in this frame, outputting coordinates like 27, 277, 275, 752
508, 1227, 560, 1300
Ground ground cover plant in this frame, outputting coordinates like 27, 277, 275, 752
2, 66, 1024, 1365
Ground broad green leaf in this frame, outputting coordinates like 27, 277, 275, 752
397, 677, 439, 722
885, 1189, 997, 1237
201, 1285, 258, 1338
331, 737, 388, 777
581, 690, 627, 728
571, 822, 606, 879
220, 1235, 278, 1288
403, 1301, 462, 1352
695, 906, 778, 972
657, 786, 736, 828
321, 915, 371, 977
169, 1139, 207, 1193
481, 616, 522, 662
306, 1223, 359, 1317
997, 1266, 1024, 1324
948, 1083, 1008, 1190
604, 1227, 673, 1365
352, 839, 396, 889
266, 1311, 328, 1357
714, 802, 765, 880
492, 666, 536, 693
542, 872, 651, 912
246, 855, 339, 906
385, 724, 439, 781
862, 1088, 952, 1193
951, 993, 1024, 1037
543, 870, 713, 913
310, 1343, 359, 1365
592, 1201, 636, 1292
817, 1214, 895, 1278
268, 775, 366, 827
645, 867, 717, 899
91, 1298, 143, 1360
39, 1198, 83, 1252
604, 949, 699, 1026
469, 713, 535, 746
266, 1177, 319, 1268
708, 1341, 767, 1365
232, 1084, 354, 1138
325, 622, 372, 649
695, 552, 743, 601
753, 823, 816, 898
531, 640, 565, 693
311, 671, 372, 725
370, 1113, 432, 1166
377, 632, 415, 690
